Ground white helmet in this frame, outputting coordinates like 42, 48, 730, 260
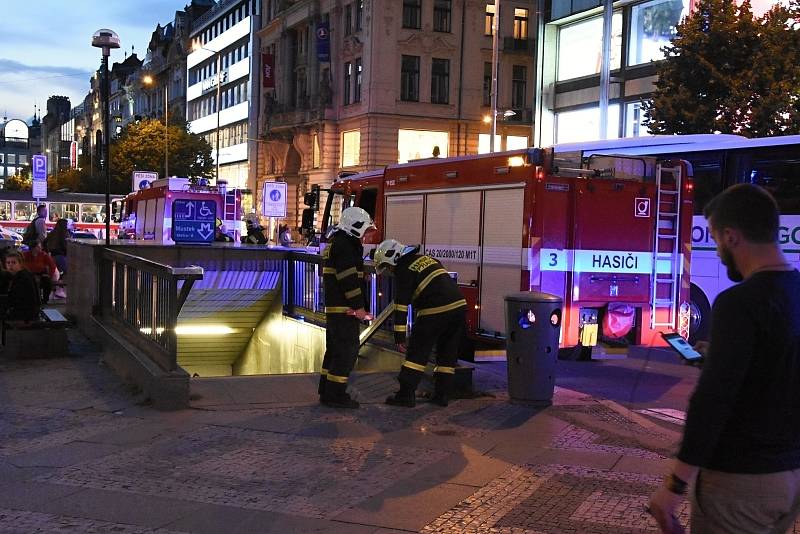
374, 239, 406, 273
337, 207, 374, 238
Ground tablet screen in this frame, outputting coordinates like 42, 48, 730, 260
662, 333, 703, 361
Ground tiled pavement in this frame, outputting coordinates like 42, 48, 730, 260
2, 331, 795, 533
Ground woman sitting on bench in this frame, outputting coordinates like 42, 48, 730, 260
2, 250, 41, 321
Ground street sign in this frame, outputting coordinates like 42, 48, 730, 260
32, 179, 47, 199
132, 171, 159, 192
171, 199, 216, 244
32, 154, 47, 181
262, 181, 287, 217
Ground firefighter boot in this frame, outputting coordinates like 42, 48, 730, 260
429, 373, 454, 407
385, 383, 416, 408
322, 381, 360, 409
318, 374, 327, 396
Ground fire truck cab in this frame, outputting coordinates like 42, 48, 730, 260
115, 178, 244, 244
314, 147, 694, 350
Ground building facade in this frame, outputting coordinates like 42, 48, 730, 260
0, 118, 37, 188
186, 0, 262, 190
257, 0, 535, 227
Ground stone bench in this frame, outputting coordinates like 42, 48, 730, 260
1, 309, 70, 358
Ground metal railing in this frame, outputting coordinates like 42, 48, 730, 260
97, 249, 203, 371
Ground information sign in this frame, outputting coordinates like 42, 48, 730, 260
171, 199, 216, 244
262, 181, 288, 217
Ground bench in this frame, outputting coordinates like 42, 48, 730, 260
1, 308, 70, 358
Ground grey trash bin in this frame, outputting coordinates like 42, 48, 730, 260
504, 292, 562, 405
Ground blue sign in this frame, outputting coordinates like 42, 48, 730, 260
171, 199, 216, 244
32, 154, 47, 181
316, 22, 330, 63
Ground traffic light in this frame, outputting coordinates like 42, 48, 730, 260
304, 184, 320, 211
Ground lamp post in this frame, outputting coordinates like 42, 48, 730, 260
143, 75, 169, 178
92, 29, 120, 246
490, 0, 501, 152
192, 43, 222, 184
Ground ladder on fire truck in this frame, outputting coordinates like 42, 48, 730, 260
650, 164, 683, 330
223, 190, 238, 222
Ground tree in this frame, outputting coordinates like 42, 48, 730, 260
644, 0, 800, 137
109, 117, 214, 194
5, 170, 31, 191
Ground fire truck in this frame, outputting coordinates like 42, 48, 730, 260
113, 178, 244, 243
311, 148, 694, 351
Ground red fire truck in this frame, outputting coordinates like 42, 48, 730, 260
313, 148, 694, 351
113, 178, 244, 243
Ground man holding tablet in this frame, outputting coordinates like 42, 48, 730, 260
648, 184, 800, 533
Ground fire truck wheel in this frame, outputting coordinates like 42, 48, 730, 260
688, 284, 711, 345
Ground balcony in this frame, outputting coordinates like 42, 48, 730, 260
503, 37, 534, 54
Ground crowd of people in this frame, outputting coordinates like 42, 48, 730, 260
0, 204, 70, 322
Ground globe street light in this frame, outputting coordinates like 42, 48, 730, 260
192, 42, 222, 184
91, 28, 120, 245
142, 74, 169, 178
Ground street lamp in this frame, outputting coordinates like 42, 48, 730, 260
192, 42, 222, 184
143, 74, 169, 178
92, 28, 120, 246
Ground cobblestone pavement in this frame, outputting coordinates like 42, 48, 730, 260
0, 508, 187, 534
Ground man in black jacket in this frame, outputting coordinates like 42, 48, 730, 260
319, 207, 373, 409
374, 239, 466, 408
649, 184, 800, 533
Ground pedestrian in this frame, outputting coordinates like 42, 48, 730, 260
21, 204, 47, 247
278, 224, 293, 247
318, 207, 374, 408
22, 242, 58, 305
374, 239, 467, 408
648, 183, 800, 534
44, 218, 70, 275
1, 249, 40, 321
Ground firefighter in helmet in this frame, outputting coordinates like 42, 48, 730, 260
319, 206, 374, 408
374, 239, 467, 407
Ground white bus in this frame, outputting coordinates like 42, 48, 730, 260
554, 134, 800, 342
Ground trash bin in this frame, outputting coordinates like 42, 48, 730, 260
504, 291, 563, 405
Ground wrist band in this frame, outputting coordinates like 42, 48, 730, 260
665, 473, 688, 495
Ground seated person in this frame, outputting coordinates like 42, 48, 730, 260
2, 250, 40, 321
22, 242, 58, 305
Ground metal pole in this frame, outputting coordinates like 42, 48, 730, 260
102, 52, 111, 246
599, 0, 613, 140
215, 51, 221, 184
164, 83, 169, 178
490, 0, 501, 152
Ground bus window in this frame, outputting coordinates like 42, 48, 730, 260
81, 204, 105, 223
358, 188, 378, 219
14, 202, 35, 222
750, 158, 800, 215
0, 201, 10, 221
49, 202, 79, 222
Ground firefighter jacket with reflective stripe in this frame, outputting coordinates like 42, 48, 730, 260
322, 230, 367, 314
392, 253, 466, 343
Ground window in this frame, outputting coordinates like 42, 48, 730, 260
48, 203, 78, 222
18, 154, 27, 164
512, 65, 527, 109
81, 204, 105, 223
555, 104, 621, 143
397, 129, 449, 163
400, 55, 420, 102
359, 188, 378, 218
434, 0, 452, 33
343, 62, 352, 105
354, 58, 363, 103
557, 12, 623, 81
355, 0, 364, 31
514, 8, 529, 40
506, 136, 528, 150
625, 101, 653, 138
342, 130, 361, 167
403, 0, 421, 29
345, 4, 353, 36
749, 157, 800, 215
0, 201, 10, 221
312, 134, 321, 168
485, 3, 495, 36
431, 58, 450, 104
14, 202, 35, 222
629, 0, 688, 66
483, 62, 492, 107
7, 154, 15, 164
478, 134, 501, 154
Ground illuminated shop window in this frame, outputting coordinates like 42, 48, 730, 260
397, 129, 448, 163
557, 12, 622, 81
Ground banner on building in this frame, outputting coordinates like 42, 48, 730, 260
70, 141, 78, 169
262, 54, 275, 88
316, 22, 330, 63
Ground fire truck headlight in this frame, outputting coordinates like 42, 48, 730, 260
508, 156, 525, 167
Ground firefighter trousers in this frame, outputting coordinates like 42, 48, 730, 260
397, 307, 466, 392
320, 314, 360, 397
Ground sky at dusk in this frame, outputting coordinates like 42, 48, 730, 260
0, 0, 185, 122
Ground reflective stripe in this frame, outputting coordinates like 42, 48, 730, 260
323, 267, 336, 275
326, 374, 348, 383
393, 325, 407, 332
393, 303, 408, 312
413, 269, 448, 300
434, 366, 455, 374
358, 272, 365, 278
345, 288, 362, 299
325, 306, 350, 314
402, 360, 427, 372
336, 267, 358, 280
416, 299, 467, 317
321, 368, 329, 376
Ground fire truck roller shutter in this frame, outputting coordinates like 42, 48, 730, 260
480, 188, 525, 334
423, 191, 481, 287
145, 199, 157, 239
155, 197, 166, 243
385, 195, 424, 246
135, 199, 146, 238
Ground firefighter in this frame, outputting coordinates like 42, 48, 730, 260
319, 207, 374, 408
374, 239, 467, 408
